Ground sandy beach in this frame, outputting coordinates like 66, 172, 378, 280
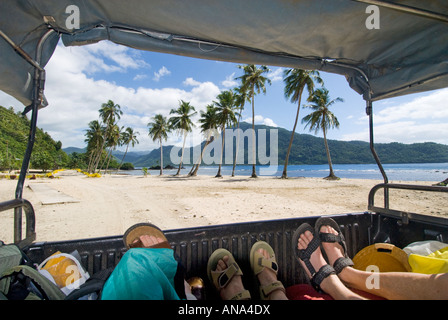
1, 169, 447, 243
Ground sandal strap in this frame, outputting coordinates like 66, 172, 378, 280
260, 280, 285, 300
298, 236, 321, 275
253, 253, 279, 275
211, 262, 243, 289
310, 264, 335, 293
333, 257, 354, 274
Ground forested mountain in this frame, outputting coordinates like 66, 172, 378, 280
109, 122, 448, 167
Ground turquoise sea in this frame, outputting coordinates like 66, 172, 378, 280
123, 163, 448, 182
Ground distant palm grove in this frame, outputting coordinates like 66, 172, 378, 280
80, 64, 343, 179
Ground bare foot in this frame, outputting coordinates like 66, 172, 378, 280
297, 230, 328, 277
214, 255, 246, 300
319, 225, 345, 265
134, 234, 165, 247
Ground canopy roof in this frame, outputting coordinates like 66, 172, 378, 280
0, 0, 447, 109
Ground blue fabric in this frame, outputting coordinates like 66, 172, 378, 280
101, 248, 180, 300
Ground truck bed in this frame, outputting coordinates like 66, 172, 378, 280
22, 211, 448, 299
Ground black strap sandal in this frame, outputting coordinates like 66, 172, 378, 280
293, 223, 336, 293
315, 217, 354, 274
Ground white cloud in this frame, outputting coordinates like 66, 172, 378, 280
268, 67, 285, 82
341, 89, 448, 144
221, 72, 237, 88
243, 115, 278, 127
183, 77, 201, 86
133, 74, 148, 81
153, 66, 171, 81
0, 42, 221, 151
375, 89, 448, 124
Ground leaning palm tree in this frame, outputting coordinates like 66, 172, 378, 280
85, 120, 104, 173
214, 90, 239, 178
231, 85, 250, 177
148, 114, 170, 175
282, 69, 323, 179
189, 104, 219, 176
302, 88, 343, 180
168, 100, 197, 176
236, 64, 271, 178
116, 127, 139, 172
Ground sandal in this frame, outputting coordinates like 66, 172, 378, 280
315, 217, 354, 274
293, 223, 336, 293
123, 223, 172, 249
207, 248, 251, 300
250, 241, 285, 300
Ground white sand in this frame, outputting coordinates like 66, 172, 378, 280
1, 170, 446, 243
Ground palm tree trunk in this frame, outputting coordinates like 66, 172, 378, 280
116, 143, 129, 173
231, 113, 242, 177
216, 127, 225, 178
323, 128, 337, 180
282, 91, 303, 179
175, 130, 187, 176
191, 134, 212, 177
250, 91, 257, 178
159, 139, 163, 176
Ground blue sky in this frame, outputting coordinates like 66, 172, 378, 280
1, 40, 447, 152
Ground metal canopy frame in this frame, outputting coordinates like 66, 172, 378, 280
0, 12, 447, 244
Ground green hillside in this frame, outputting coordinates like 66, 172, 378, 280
0, 106, 69, 171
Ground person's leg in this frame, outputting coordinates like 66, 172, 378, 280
319, 225, 448, 300
339, 265, 448, 300
297, 230, 365, 300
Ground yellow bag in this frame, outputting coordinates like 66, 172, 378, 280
408, 246, 448, 274
353, 243, 412, 272
38, 251, 89, 294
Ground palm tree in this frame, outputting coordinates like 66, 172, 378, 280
102, 124, 122, 173
189, 104, 219, 176
168, 100, 197, 176
302, 88, 343, 180
117, 127, 139, 172
148, 114, 170, 175
236, 64, 271, 178
85, 120, 104, 173
231, 86, 250, 177
98, 100, 122, 172
281, 69, 323, 179
214, 90, 239, 178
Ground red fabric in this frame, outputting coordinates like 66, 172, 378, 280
286, 284, 386, 300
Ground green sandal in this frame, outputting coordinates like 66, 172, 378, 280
250, 241, 285, 300
207, 248, 251, 300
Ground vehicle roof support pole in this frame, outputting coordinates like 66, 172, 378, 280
366, 97, 389, 209
4, 29, 55, 243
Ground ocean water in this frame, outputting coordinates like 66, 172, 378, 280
123, 163, 448, 182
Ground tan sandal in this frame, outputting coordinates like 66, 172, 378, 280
207, 248, 251, 300
250, 241, 285, 300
